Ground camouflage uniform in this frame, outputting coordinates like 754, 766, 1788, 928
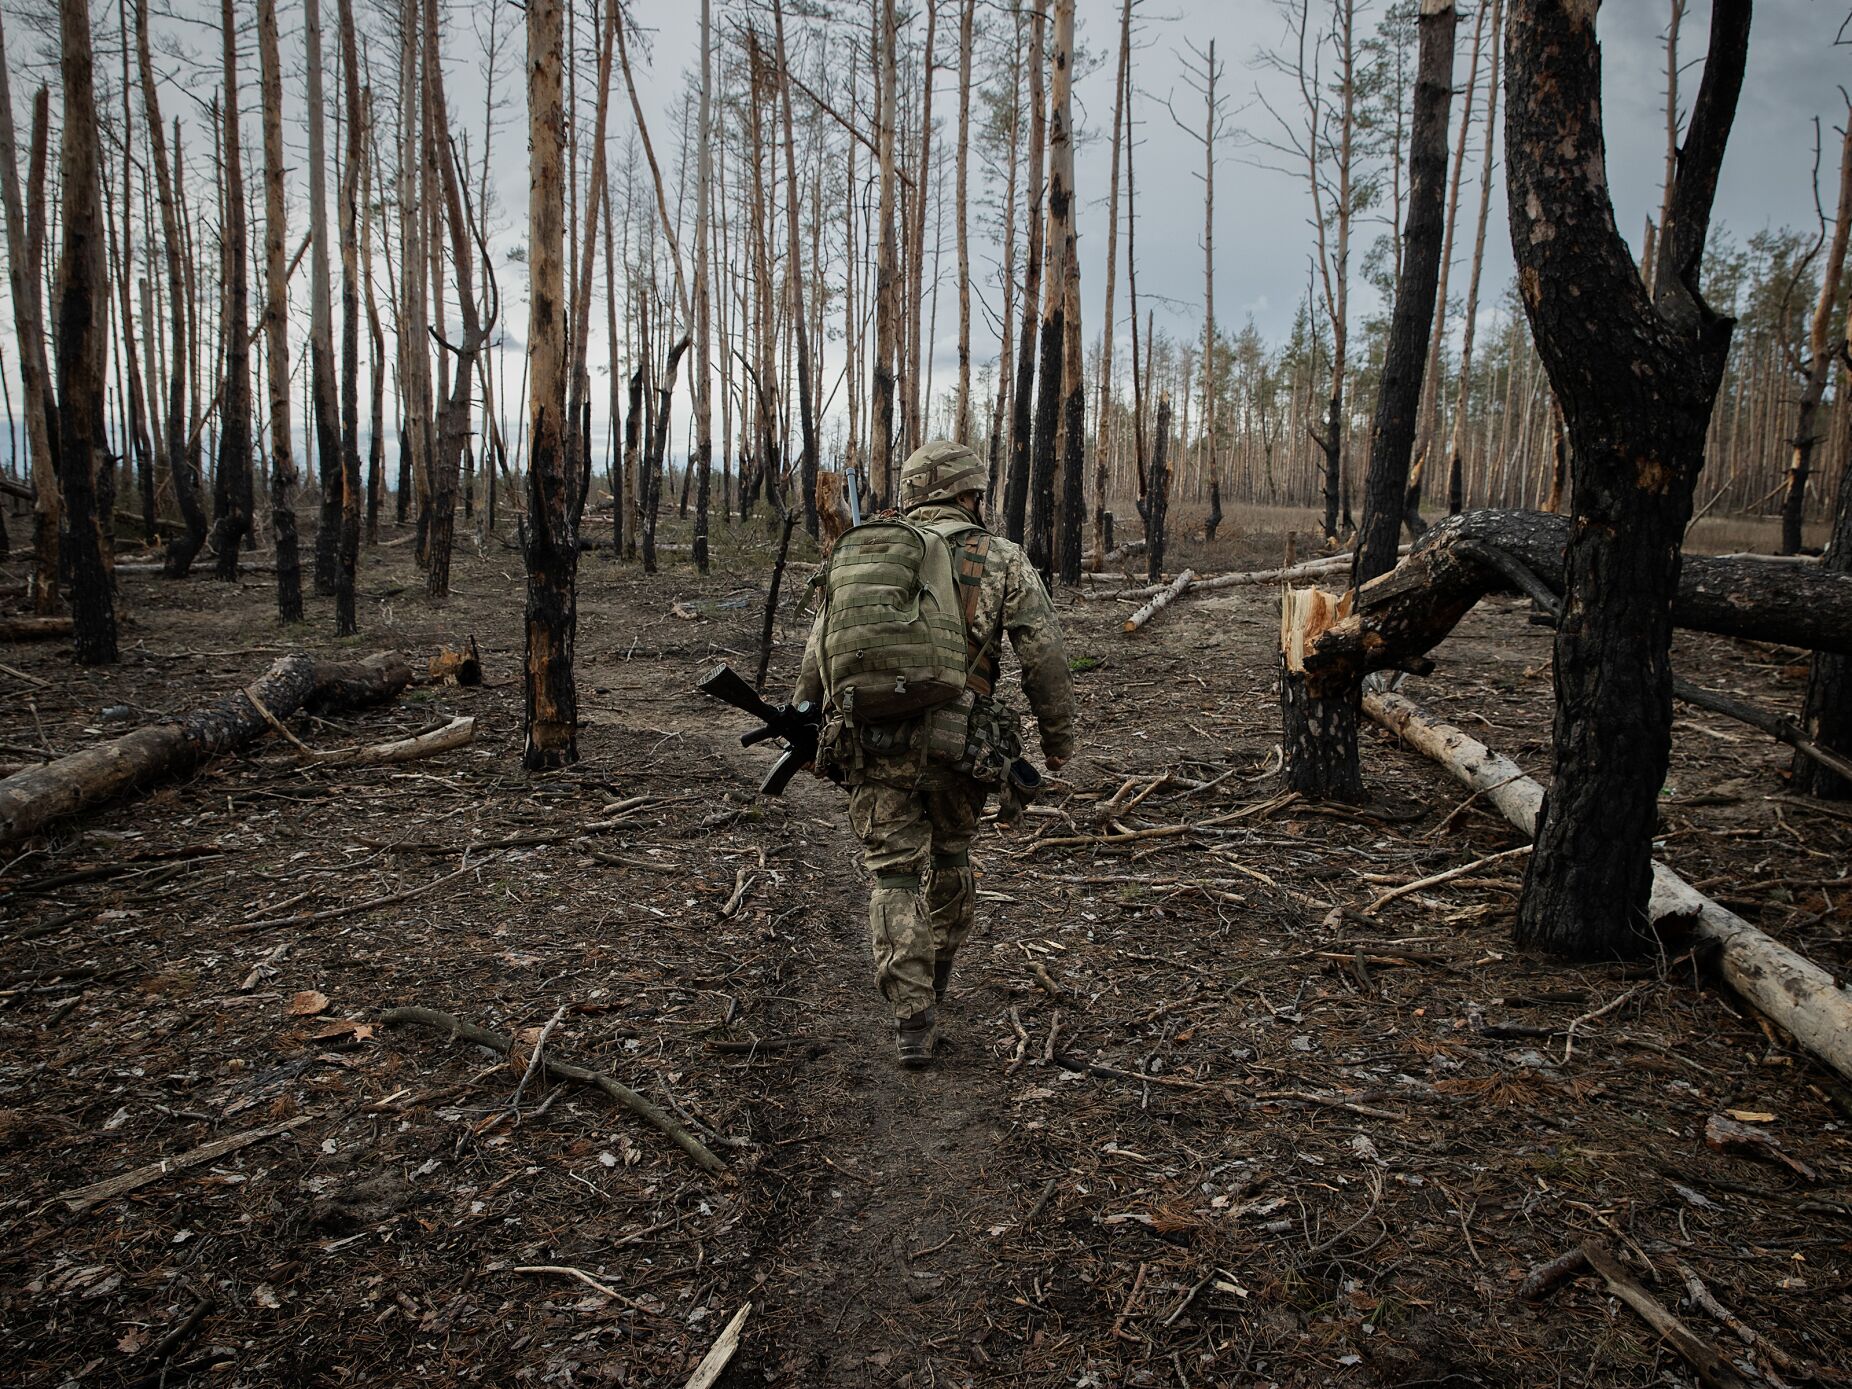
796, 441, 1078, 1037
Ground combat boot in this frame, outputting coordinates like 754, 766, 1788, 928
932, 955, 954, 1003
896, 1006, 938, 1068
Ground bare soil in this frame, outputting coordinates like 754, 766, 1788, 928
2, 508, 1849, 1388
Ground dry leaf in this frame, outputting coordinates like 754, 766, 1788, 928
310, 1019, 375, 1042
287, 990, 331, 1017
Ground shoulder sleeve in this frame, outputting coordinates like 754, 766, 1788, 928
999, 547, 1077, 762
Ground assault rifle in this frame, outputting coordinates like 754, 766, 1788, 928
696, 663, 824, 796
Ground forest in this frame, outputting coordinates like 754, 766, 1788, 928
2, 0, 1851, 1385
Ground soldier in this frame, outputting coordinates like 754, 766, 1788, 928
795, 439, 1078, 1068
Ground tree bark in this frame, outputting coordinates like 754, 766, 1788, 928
1028, 0, 1075, 583
303, 0, 341, 595
871, 0, 900, 506
334, 0, 364, 627
1353, 1, 1457, 589
52, 0, 115, 664
1778, 106, 1851, 555
523, 0, 578, 770
1795, 388, 1852, 797
1004, 0, 1048, 543
0, 24, 59, 615
257, 0, 302, 621
1280, 586, 1363, 801
772, 0, 818, 541
1504, 0, 1749, 959
1145, 391, 1172, 582
0, 652, 412, 846
211, 0, 254, 582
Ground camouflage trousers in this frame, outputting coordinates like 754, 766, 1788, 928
846, 767, 988, 1021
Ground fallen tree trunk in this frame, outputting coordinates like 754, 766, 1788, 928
1124, 568, 1196, 634
0, 616, 73, 641
1674, 677, 1852, 786
0, 651, 413, 845
1304, 510, 1852, 694
1365, 687, 1852, 1084
304, 714, 475, 768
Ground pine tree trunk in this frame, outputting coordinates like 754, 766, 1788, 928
1506, 0, 1749, 959
1353, 1, 1457, 589
0, 21, 61, 614
1796, 427, 1852, 798
1445, 0, 1502, 520
53, 0, 115, 663
256, 0, 301, 621
1145, 391, 1171, 582
953, 0, 974, 441
1027, 0, 1072, 582
1005, 0, 1048, 542
211, 0, 253, 582
304, 0, 341, 596
523, 0, 577, 770
872, 0, 900, 505
773, 0, 818, 540
333, 0, 364, 626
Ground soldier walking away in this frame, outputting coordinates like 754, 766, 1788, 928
795, 439, 1078, 1068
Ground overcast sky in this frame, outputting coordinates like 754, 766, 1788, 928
5, 0, 1847, 467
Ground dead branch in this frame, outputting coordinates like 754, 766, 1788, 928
378, 1005, 728, 1175
1581, 1242, 1751, 1389
55, 1117, 311, 1214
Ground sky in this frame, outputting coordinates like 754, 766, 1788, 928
2, 0, 1848, 471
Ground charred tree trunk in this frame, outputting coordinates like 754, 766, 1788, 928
870, 0, 900, 506
305, 0, 341, 596
522, 0, 577, 770
52, 0, 115, 664
1004, 0, 1048, 544
1504, 0, 1749, 958
334, 0, 364, 628
210, 0, 253, 582
1354, 1, 1456, 589
772, 0, 817, 540
257, 0, 302, 621
0, 22, 60, 615
1280, 587, 1362, 801
1145, 391, 1172, 583
1796, 420, 1852, 797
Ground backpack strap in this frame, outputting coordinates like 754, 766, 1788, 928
952, 531, 997, 696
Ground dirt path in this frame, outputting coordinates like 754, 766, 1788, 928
3, 524, 1850, 1387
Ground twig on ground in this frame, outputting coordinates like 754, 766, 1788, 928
1362, 845, 1532, 915
684, 1303, 752, 1389
1563, 981, 1652, 1064
230, 860, 487, 934
379, 1005, 728, 1175
56, 1118, 312, 1214
1581, 1242, 1751, 1389
510, 1265, 652, 1312
506, 1004, 568, 1124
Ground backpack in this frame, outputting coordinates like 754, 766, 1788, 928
818, 515, 978, 722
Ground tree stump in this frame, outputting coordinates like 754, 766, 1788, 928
1280, 585, 1363, 801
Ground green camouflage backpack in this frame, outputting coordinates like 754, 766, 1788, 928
818, 515, 975, 722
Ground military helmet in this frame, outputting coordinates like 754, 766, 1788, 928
899, 439, 987, 511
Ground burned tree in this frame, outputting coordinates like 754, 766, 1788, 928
304, 0, 341, 597
522, 0, 578, 770
257, 0, 302, 621
210, 0, 254, 581
1353, 1, 1456, 587
1504, 0, 1750, 958
52, 0, 115, 662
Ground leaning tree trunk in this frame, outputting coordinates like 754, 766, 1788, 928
522, 0, 577, 770
1353, 0, 1457, 590
257, 0, 301, 621
52, 0, 115, 664
1504, 0, 1749, 959
210, 0, 253, 582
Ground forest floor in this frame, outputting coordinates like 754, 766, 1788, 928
2, 504, 1849, 1389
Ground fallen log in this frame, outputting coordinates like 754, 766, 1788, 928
1673, 678, 1852, 786
1123, 569, 1196, 634
0, 651, 413, 846
1303, 510, 1852, 694
1365, 688, 1852, 1084
0, 616, 74, 642
1099, 546, 1411, 602
303, 715, 476, 768
1580, 1242, 1750, 1389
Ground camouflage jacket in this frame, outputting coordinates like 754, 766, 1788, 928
796, 503, 1078, 778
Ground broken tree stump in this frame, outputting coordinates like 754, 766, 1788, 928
1365, 688, 1852, 1084
1281, 587, 1364, 801
0, 651, 414, 846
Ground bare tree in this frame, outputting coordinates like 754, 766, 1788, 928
53, 0, 115, 662
1506, 0, 1750, 957
211, 0, 254, 581
523, 0, 578, 769
0, 15, 58, 613
256, 0, 302, 620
